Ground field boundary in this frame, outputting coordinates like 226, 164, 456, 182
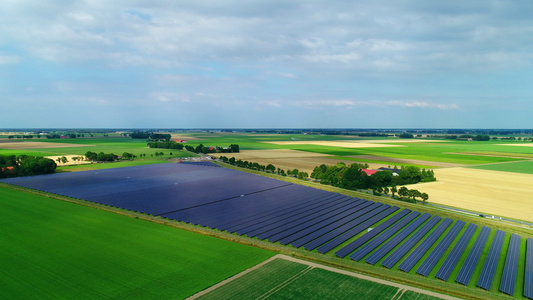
186, 255, 281, 299
187, 254, 462, 300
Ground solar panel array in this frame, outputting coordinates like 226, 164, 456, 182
456, 226, 491, 285
435, 223, 477, 281
1, 162, 530, 297
500, 234, 521, 296
525, 238, 533, 299
477, 230, 505, 291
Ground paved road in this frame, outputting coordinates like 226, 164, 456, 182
421, 201, 533, 227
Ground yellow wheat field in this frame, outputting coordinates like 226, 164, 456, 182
406, 167, 533, 222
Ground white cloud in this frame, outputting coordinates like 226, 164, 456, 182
150, 92, 191, 103
387, 101, 459, 110
295, 99, 459, 110
0, 54, 21, 64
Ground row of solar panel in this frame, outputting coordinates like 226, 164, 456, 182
328, 209, 527, 296
2, 163, 531, 297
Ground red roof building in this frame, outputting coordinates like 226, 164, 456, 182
362, 169, 378, 176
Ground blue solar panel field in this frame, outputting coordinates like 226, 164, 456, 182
2, 162, 531, 298
477, 230, 505, 291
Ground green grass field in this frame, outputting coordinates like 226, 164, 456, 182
3, 133, 533, 170
197, 258, 440, 300
470, 160, 533, 175
0, 187, 274, 299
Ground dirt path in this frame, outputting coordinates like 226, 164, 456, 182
187, 254, 461, 300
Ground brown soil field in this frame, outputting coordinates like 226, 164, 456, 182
348, 155, 464, 168
406, 167, 533, 222
217, 149, 387, 174
45, 155, 91, 166
0, 141, 93, 149
170, 134, 201, 141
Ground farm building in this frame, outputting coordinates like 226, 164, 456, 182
361, 169, 378, 176
377, 167, 401, 176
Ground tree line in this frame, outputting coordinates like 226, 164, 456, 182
218, 156, 309, 179
0, 155, 57, 178
310, 163, 431, 203
130, 131, 172, 140
217, 157, 430, 203
149, 142, 240, 154
311, 163, 435, 187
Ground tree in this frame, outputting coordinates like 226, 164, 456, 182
421, 192, 429, 203
398, 186, 409, 199
60, 156, 68, 164
382, 186, 389, 196
391, 185, 398, 198
56, 157, 62, 165
266, 164, 276, 173
297, 171, 309, 180
398, 133, 414, 138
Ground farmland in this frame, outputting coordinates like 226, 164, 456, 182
0, 186, 274, 299
3, 162, 532, 299
2, 131, 533, 299
406, 168, 533, 221
195, 256, 443, 300
2, 132, 533, 222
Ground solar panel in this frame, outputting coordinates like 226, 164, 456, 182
477, 230, 505, 291
365, 213, 431, 265
313, 205, 398, 253
435, 224, 477, 281
221, 189, 335, 232
499, 233, 521, 296
335, 209, 411, 258
279, 201, 374, 248
398, 218, 453, 273
259, 198, 362, 241
381, 216, 441, 269
435, 223, 477, 281
416, 220, 465, 277
525, 237, 533, 299
275, 200, 370, 244
350, 211, 421, 262
288, 201, 378, 248
242, 195, 350, 237
455, 226, 491, 285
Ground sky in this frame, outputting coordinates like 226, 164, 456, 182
1, 0, 533, 129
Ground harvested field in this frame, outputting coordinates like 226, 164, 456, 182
45, 155, 91, 166
347, 155, 464, 168
219, 150, 386, 173
406, 168, 533, 222
170, 134, 201, 140
0, 141, 92, 149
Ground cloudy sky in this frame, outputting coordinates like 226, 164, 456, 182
1, 1, 532, 128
